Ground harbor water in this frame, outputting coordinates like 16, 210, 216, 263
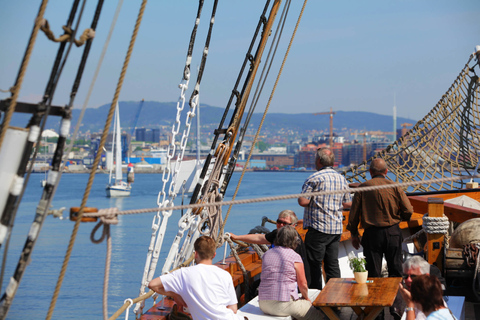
6, 171, 311, 319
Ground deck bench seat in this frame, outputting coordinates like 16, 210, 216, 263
237, 289, 320, 320
445, 295, 465, 320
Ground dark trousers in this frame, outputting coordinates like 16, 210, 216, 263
361, 224, 403, 277
305, 228, 341, 290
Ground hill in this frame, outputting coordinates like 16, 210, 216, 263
8, 100, 416, 136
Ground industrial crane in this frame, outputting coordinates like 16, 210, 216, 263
313, 107, 336, 147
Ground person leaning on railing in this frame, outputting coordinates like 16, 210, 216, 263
229, 209, 311, 286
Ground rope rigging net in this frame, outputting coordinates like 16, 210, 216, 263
343, 51, 480, 192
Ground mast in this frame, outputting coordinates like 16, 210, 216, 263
108, 104, 117, 185
114, 102, 123, 183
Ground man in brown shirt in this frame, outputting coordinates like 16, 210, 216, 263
347, 158, 413, 278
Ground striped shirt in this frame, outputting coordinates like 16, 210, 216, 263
258, 246, 302, 301
301, 167, 352, 234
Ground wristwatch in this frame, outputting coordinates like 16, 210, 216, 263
405, 307, 414, 312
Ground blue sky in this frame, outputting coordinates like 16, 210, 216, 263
0, 0, 479, 121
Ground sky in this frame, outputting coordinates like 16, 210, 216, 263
0, 0, 479, 122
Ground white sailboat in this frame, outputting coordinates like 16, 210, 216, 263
106, 103, 131, 197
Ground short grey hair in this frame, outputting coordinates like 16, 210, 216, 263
278, 210, 298, 225
316, 147, 334, 167
275, 225, 300, 250
403, 255, 430, 274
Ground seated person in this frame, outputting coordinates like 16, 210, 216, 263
148, 236, 241, 320
229, 209, 310, 285
410, 274, 456, 320
257, 225, 322, 320
397, 255, 446, 320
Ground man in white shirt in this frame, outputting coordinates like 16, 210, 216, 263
148, 236, 240, 320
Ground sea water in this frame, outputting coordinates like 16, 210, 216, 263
5, 171, 311, 319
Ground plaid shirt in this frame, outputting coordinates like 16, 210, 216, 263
301, 167, 352, 234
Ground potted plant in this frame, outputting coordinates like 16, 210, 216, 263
348, 251, 368, 283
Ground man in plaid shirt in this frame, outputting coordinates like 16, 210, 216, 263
298, 147, 352, 290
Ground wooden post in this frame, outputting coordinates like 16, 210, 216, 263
426, 198, 444, 270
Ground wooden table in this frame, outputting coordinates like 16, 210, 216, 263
313, 277, 402, 320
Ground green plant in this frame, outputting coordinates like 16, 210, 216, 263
348, 251, 366, 272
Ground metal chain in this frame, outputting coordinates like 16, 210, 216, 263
135, 1, 205, 315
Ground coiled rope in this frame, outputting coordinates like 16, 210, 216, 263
422, 215, 450, 234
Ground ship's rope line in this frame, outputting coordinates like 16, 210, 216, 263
136, 1, 207, 315
89, 173, 480, 219
46, 2, 148, 320
0, 0, 49, 152
159, 0, 277, 273
39, 18, 94, 46
0, 0, 50, 296
221, 0, 307, 240
62, 0, 124, 173
0, 1, 87, 318
108, 291, 154, 320
22, 1, 106, 318
219, 0, 291, 197
190, 0, 282, 250
344, 53, 480, 193
188, 0, 271, 203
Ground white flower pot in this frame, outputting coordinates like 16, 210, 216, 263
354, 271, 368, 284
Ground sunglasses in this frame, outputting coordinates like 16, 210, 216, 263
276, 219, 292, 226
402, 274, 418, 280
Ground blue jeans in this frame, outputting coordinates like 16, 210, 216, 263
304, 228, 341, 290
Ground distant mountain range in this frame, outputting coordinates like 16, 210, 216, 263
10, 100, 417, 136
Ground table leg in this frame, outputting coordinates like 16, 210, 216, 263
351, 306, 365, 318
362, 306, 383, 320
319, 307, 340, 320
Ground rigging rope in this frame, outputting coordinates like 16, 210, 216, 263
88, 173, 480, 219
135, 1, 207, 315
0, 1, 88, 318
221, 0, 307, 243
0, 0, 49, 297
0, 0, 48, 154
46, 1, 148, 320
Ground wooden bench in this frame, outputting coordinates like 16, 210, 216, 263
237, 289, 321, 320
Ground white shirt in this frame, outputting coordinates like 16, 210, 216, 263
160, 264, 240, 320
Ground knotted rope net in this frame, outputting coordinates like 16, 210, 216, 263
344, 53, 480, 192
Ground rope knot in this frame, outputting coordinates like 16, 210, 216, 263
74, 28, 95, 47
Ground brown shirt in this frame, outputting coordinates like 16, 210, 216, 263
347, 176, 413, 236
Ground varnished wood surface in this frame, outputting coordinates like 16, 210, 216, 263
313, 277, 402, 307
